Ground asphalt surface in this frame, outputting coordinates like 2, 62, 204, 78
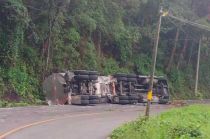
0, 104, 172, 139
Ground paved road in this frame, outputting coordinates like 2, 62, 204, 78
0, 104, 172, 139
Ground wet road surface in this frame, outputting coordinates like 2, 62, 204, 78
0, 104, 172, 139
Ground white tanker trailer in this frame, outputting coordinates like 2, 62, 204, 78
43, 70, 170, 105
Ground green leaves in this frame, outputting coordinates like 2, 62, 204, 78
0, 0, 29, 67
7, 66, 38, 100
66, 28, 81, 45
133, 54, 151, 75
1, 0, 210, 104
102, 58, 129, 75
83, 42, 98, 70
75, 13, 97, 34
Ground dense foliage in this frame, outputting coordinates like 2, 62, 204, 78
111, 105, 210, 139
0, 0, 210, 103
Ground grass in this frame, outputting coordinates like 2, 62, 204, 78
0, 99, 44, 108
111, 105, 210, 139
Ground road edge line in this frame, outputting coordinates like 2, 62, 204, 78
0, 112, 107, 139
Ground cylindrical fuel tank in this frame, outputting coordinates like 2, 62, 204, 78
43, 73, 68, 105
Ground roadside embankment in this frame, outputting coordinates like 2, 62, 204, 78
111, 105, 210, 139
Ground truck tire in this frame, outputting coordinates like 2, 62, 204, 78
89, 75, 98, 80
138, 99, 144, 103
114, 73, 127, 77
158, 100, 169, 104
89, 95, 99, 100
129, 95, 139, 100
81, 100, 89, 105
89, 99, 100, 104
112, 96, 119, 104
129, 100, 138, 104
74, 70, 89, 75
127, 74, 136, 78
127, 78, 137, 82
119, 95, 129, 100
117, 77, 127, 82
119, 100, 129, 105
89, 71, 98, 75
74, 75, 89, 81
80, 95, 89, 100
100, 96, 107, 103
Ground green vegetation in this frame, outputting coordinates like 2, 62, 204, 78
111, 105, 210, 139
0, 0, 210, 105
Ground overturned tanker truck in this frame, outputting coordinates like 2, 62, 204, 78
43, 70, 170, 105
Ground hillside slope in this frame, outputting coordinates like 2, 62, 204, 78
0, 0, 210, 104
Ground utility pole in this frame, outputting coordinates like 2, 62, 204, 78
167, 15, 210, 97
195, 36, 202, 96
145, 7, 163, 117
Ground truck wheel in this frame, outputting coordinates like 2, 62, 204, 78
80, 95, 89, 100
129, 95, 139, 100
119, 95, 129, 100
117, 77, 127, 82
111, 96, 119, 104
158, 100, 169, 104
127, 74, 136, 78
89, 75, 98, 80
89, 99, 100, 104
100, 96, 107, 103
74, 75, 89, 81
89, 95, 99, 100
119, 100, 129, 105
114, 73, 127, 77
81, 100, 89, 105
130, 100, 138, 104
138, 99, 144, 103
127, 78, 137, 82
89, 71, 98, 75
74, 70, 89, 75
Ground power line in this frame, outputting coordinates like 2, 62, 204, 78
164, 15, 210, 43
152, 38, 199, 41
26, 5, 42, 11
165, 16, 188, 34
161, 17, 197, 44
168, 14, 210, 32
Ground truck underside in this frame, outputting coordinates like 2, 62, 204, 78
43, 70, 170, 106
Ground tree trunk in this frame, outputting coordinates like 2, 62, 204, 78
46, 1, 53, 71
187, 43, 194, 65
93, 30, 102, 57
166, 28, 179, 72
98, 31, 102, 57
177, 34, 189, 69
195, 37, 202, 95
